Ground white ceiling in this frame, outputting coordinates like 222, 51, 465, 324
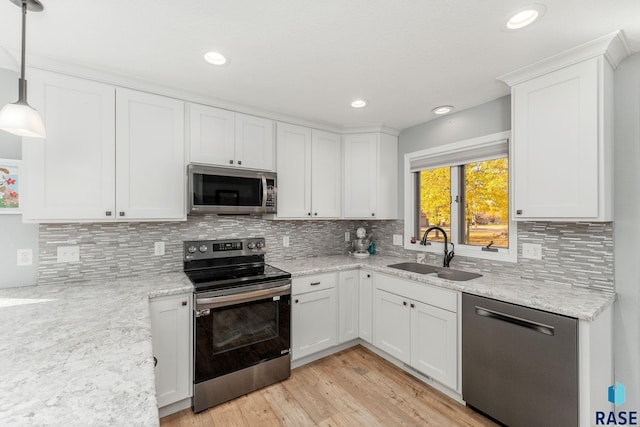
0, 0, 639, 131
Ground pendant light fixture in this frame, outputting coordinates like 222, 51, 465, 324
0, 0, 46, 138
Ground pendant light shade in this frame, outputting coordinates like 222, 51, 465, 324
0, 0, 46, 138
0, 98, 46, 137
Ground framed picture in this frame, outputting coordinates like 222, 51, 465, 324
0, 158, 21, 214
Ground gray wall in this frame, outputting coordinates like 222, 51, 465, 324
0, 68, 38, 288
614, 52, 640, 410
397, 96, 511, 215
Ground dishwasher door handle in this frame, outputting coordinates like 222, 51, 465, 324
475, 306, 555, 336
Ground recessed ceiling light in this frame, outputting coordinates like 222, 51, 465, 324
204, 51, 227, 65
351, 99, 367, 108
506, 4, 546, 30
432, 105, 454, 115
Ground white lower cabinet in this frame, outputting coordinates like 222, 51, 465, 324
358, 270, 374, 344
410, 300, 457, 389
338, 270, 359, 343
292, 273, 337, 360
373, 274, 459, 390
149, 293, 192, 409
374, 289, 411, 363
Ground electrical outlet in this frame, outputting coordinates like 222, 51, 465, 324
522, 243, 542, 260
392, 234, 403, 246
344, 231, 350, 242
283, 236, 290, 247
17, 249, 33, 266
57, 246, 80, 263
154, 242, 165, 256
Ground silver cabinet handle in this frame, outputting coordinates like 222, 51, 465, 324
475, 306, 555, 336
516, 210, 523, 215
229, 160, 234, 164
119, 211, 125, 217
238, 160, 242, 165
310, 281, 321, 286
105, 211, 112, 216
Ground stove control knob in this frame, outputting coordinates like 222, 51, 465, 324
247, 242, 255, 249
187, 246, 197, 254
199, 245, 208, 253
255, 241, 264, 249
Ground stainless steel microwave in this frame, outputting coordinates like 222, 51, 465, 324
188, 164, 277, 215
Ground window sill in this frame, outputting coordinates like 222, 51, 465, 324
403, 241, 517, 263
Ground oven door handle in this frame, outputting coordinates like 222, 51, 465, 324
196, 283, 291, 309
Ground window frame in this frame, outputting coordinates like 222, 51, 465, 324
404, 131, 517, 263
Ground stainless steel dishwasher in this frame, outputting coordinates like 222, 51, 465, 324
462, 293, 578, 427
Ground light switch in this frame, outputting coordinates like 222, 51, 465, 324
17, 249, 33, 266
57, 246, 80, 263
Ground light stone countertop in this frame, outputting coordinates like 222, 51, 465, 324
270, 254, 616, 321
0, 254, 615, 425
0, 272, 192, 426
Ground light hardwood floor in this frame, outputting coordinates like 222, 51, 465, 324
160, 345, 497, 427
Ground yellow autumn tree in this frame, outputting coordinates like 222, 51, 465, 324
464, 158, 509, 242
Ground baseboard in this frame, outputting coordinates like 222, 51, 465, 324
358, 341, 464, 403
291, 339, 360, 369
159, 397, 192, 418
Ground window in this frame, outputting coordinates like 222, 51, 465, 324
405, 131, 516, 262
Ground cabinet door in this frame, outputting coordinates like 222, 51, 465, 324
276, 123, 312, 218
292, 288, 337, 360
373, 289, 410, 364
512, 59, 599, 219
338, 270, 359, 343
311, 130, 341, 218
410, 300, 457, 390
235, 113, 274, 170
22, 69, 116, 221
189, 103, 235, 166
115, 88, 185, 220
343, 134, 377, 218
358, 270, 374, 344
150, 294, 191, 408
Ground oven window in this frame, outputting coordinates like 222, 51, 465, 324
195, 295, 290, 382
193, 174, 262, 207
212, 301, 277, 353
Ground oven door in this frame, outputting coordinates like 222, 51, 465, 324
194, 280, 291, 384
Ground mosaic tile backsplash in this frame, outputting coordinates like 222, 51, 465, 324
38, 217, 613, 291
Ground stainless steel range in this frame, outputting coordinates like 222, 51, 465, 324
184, 238, 291, 413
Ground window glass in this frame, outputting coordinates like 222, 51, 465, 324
418, 167, 450, 243
463, 158, 509, 248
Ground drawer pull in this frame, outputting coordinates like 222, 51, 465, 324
403, 301, 408, 306
310, 281, 321, 286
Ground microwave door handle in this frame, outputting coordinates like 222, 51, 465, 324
261, 175, 268, 209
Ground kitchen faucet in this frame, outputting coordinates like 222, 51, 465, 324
420, 226, 455, 267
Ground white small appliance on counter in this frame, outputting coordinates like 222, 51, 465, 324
351, 227, 371, 258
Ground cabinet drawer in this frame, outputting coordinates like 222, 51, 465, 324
375, 273, 457, 313
292, 272, 337, 295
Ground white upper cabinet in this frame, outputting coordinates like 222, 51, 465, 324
235, 113, 274, 170
22, 69, 186, 222
22, 69, 116, 222
311, 129, 342, 218
188, 106, 274, 171
343, 133, 397, 219
500, 32, 629, 221
276, 122, 341, 219
115, 88, 185, 220
189, 104, 235, 166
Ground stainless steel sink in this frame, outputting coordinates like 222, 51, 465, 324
387, 262, 482, 281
